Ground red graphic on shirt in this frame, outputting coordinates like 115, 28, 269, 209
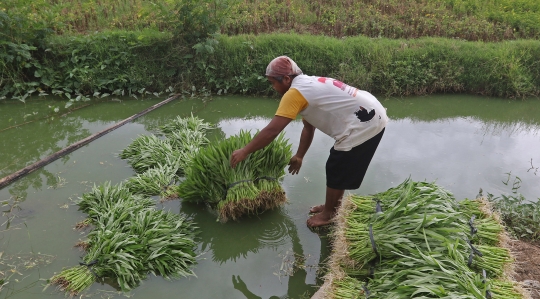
317, 77, 356, 95
332, 80, 345, 90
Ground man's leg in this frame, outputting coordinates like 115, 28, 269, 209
306, 187, 344, 227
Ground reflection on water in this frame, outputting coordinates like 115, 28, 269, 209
181, 203, 292, 264
0, 95, 539, 299
385, 94, 540, 124
477, 119, 540, 137
0, 97, 182, 200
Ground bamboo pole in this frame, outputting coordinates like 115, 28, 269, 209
0, 95, 180, 190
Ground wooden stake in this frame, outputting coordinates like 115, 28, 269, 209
0, 95, 180, 190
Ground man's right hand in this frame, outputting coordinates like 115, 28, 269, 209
230, 148, 249, 168
288, 155, 303, 175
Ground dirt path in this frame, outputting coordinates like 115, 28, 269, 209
512, 240, 540, 299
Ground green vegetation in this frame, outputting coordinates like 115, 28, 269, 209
120, 115, 212, 199
125, 164, 179, 197
119, 115, 292, 221
2, 0, 540, 102
489, 193, 540, 242
323, 179, 522, 299
178, 130, 292, 222
208, 34, 540, 97
120, 134, 184, 174
225, 0, 540, 41
482, 174, 540, 243
4, 0, 540, 40
50, 182, 198, 295
49, 116, 219, 295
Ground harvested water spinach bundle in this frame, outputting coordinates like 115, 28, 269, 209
120, 116, 212, 200
120, 134, 183, 174
251, 132, 292, 207
159, 114, 213, 136
50, 116, 212, 296
178, 130, 292, 222
159, 114, 212, 169
49, 183, 198, 296
321, 179, 523, 299
125, 164, 179, 197
120, 115, 212, 175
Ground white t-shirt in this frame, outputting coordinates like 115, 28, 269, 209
278, 75, 388, 151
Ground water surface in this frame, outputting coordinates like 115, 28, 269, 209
0, 94, 539, 299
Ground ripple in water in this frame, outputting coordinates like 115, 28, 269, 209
257, 220, 290, 248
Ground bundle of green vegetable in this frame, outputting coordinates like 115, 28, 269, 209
321, 179, 524, 299
119, 115, 212, 200
120, 115, 212, 175
159, 114, 213, 136
331, 246, 513, 299
159, 115, 212, 168
50, 182, 198, 295
251, 132, 292, 207
120, 134, 183, 173
178, 130, 292, 222
125, 164, 179, 197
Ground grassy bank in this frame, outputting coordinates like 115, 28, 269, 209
1, 32, 540, 102
207, 34, 540, 98
4, 0, 540, 41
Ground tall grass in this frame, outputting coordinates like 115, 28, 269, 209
224, 0, 540, 41
3, 0, 540, 40
1, 0, 173, 34
204, 34, 540, 98
2, 0, 540, 100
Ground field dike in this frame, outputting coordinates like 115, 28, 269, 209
313, 179, 531, 299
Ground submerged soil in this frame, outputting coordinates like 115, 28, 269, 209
512, 240, 540, 299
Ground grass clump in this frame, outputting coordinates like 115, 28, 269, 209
488, 193, 540, 242
178, 130, 292, 222
320, 179, 523, 299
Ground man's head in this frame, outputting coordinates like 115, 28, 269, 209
265, 56, 302, 95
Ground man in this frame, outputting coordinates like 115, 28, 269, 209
230, 56, 387, 227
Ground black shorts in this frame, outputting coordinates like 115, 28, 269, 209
326, 128, 385, 190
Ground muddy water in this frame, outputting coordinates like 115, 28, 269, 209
0, 95, 539, 299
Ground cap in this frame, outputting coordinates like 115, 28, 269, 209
265, 56, 303, 77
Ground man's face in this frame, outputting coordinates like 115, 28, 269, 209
267, 76, 292, 95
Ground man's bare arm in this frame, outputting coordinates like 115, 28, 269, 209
288, 119, 315, 175
230, 115, 292, 168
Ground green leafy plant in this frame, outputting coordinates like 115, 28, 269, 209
178, 130, 292, 222
125, 164, 179, 197
325, 179, 520, 299
120, 134, 183, 174
50, 182, 198, 295
488, 193, 540, 241
486, 173, 540, 242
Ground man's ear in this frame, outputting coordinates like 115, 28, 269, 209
283, 75, 292, 85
